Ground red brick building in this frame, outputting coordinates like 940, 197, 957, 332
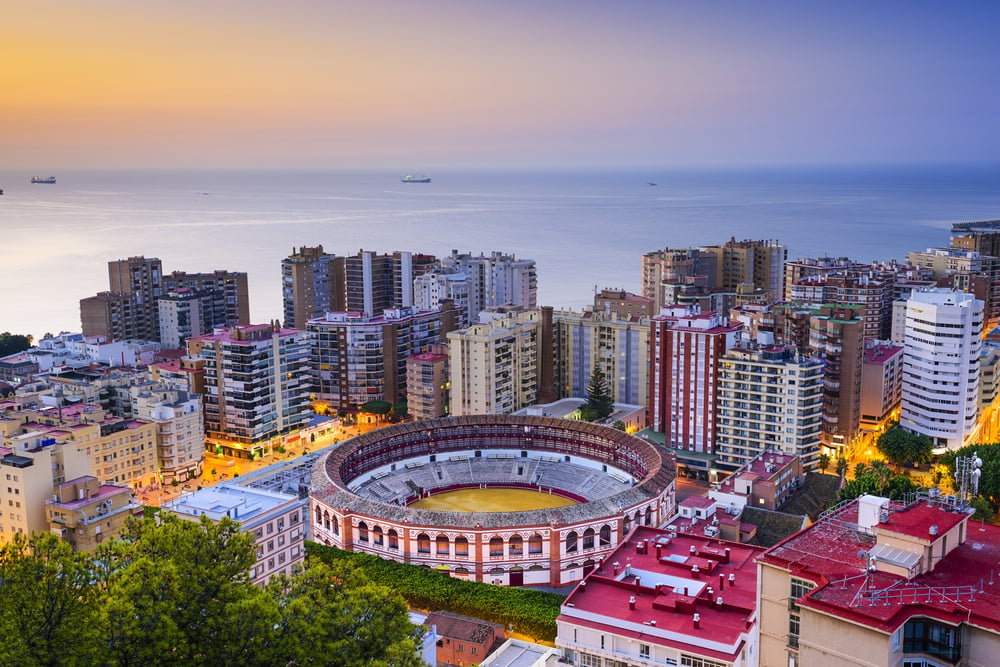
425, 611, 505, 667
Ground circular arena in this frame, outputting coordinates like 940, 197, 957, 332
310, 415, 675, 587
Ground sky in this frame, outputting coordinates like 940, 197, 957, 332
4, 1, 1000, 169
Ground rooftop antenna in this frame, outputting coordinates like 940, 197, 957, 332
954, 452, 983, 510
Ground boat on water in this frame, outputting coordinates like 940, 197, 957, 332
31, 176, 57, 184
401, 174, 431, 183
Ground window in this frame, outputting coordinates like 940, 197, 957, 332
788, 614, 800, 649
639, 644, 650, 659
680, 656, 727, 667
903, 618, 961, 663
789, 577, 815, 612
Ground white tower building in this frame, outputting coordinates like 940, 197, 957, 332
901, 288, 983, 451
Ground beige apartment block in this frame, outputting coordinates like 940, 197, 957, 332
0, 434, 91, 547
46, 475, 141, 551
758, 494, 1000, 667
130, 385, 205, 484
448, 310, 541, 416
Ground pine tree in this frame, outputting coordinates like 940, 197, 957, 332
584, 368, 615, 422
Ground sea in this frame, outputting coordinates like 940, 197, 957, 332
2, 164, 1000, 341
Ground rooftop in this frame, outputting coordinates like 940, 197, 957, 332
714, 452, 797, 496
559, 525, 764, 662
759, 498, 1000, 633
164, 483, 302, 528
864, 341, 904, 365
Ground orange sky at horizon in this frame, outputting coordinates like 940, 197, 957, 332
4, 1, 1000, 169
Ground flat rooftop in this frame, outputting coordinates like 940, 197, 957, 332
559, 525, 764, 662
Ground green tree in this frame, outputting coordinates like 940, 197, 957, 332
876, 426, 934, 467
838, 462, 916, 502
818, 453, 830, 474
612, 420, 627, 432
583, 368, 614, 422
0, 332, 32, 357
361, 400, 393, 416
836, 456, 848, 481
0, 533, 102, 667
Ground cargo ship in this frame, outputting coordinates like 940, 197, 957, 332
31, 176, 57, 184
400, 174, 431, 183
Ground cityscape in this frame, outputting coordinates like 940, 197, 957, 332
4, 3, 1000, 667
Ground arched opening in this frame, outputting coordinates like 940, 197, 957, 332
436, 535, 450, 555
489, 537, 504, 557
623, 513, 631, 535
417, 533, 431, 554
358, 521, 369, 543
582, 528, 595, 550
315, 506, 322, 524
566, 531, 578, 553
599, 524, 612, 546
373, 526, 384, 546
388, 529, 399, 550
528, 533, 543, 554
645, 506, 653, 526
455, 536, 469, 557
509, 535, 524, 556
583, 559, 597, 576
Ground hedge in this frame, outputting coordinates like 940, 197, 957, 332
305, 541, 564, 641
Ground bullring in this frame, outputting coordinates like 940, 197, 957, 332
310, 415, 675, 587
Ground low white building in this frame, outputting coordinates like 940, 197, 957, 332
163, 483, 306, 586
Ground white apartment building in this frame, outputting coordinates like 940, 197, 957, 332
158, 289, 205, 349
900, 288, 983, 451
413, 269, 472, 327
715, 340, 825, 472
440, 250, 537, 319
164, 483, 306, 586
448, 310, 541, 416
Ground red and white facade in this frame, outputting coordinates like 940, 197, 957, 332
309, 416, 676, 588
649, 306, 743, 453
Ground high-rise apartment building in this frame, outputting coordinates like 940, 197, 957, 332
860, 339, 904, 430
344, 250, 436, 316
406, 343, 451, 420
700, 237, 787, 302
809, 305, 864, 454
783, 256, 867, 300
715, 340, 824, 471
553, 309, 649, 406
81, 257, 249, 343
188, 323, 312, 458
789, 272, 893, 340
310, 305, 456, 413
448, 310, 542, 416
900, 288, 983, 451
641, 247, 715, 311
413, 269, 472, 326
907, 246, 1000, 331
440, 250, 537, 320
281, 245, 345, 329
157, 288, 204, 349
648, 305, 743, 452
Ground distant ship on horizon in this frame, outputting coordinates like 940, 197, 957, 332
401, 174, 431, 183
31, 176, 56, 184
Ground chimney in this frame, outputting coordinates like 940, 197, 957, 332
716, 596, 724, 609
691, 565, 700, 579
690, 545, 697, 555
613, 561, 620, 575
635, 577, 641, 594
729, 573, 736, 587
723, 547, 731, 563
693, 613, 701, 630
655, 543, 663, 559
719, 573, 725, 590
580, 581, 586, 591
629, 596, 636, 611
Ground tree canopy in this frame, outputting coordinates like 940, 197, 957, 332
0, 332, 32, 357
876, 426, 934, 467
581, 368, 614, 422
360, 400, 393, 415
838, 460, 917, 503
0, 515, 422, 667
